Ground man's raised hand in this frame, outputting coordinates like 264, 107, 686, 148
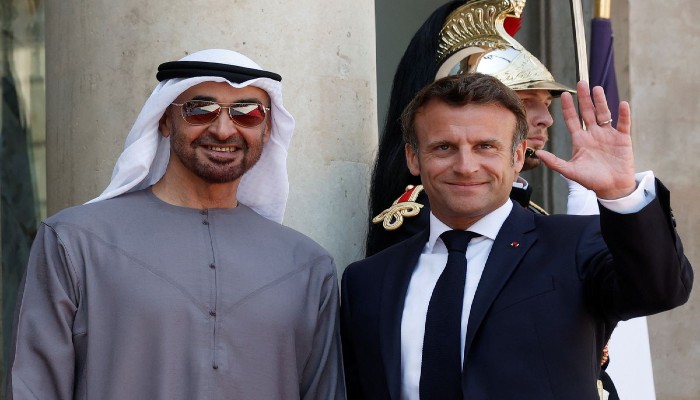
535, 81, 636, 200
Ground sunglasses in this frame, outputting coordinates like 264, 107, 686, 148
171, 100, 270, 127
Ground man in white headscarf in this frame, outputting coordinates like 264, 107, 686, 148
5, 49, 345, 400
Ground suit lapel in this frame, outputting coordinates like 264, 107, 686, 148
379, 229, 428, 400
463, 205, 537, 361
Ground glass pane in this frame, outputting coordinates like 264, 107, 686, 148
0, 0, 45, 389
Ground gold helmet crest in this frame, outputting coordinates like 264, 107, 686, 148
435, 0, 574, 95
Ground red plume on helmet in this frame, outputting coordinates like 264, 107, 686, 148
504, 16, 522, 37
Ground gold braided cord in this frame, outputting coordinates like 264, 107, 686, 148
372, 202, 424, 231
372, 185, 425, 231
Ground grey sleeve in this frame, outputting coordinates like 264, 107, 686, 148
300, 257, 346, 400
5, 223, 80, 400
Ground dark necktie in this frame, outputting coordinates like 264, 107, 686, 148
419, 230, 479, 399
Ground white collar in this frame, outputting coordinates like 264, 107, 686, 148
512, 176, 529, 189
426, 199, 513, 253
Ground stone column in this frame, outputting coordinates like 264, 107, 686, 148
625, 1, 700, 398
45, 1, 378, 271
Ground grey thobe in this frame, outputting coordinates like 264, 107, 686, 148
6, 189, 345, 400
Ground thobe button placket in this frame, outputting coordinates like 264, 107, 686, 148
200, 208, 220, 373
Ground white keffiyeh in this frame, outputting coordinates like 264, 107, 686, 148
87, 49, 294, 223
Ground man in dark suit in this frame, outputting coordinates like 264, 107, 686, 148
367, 0, 587, 258
340, 73, 693, 399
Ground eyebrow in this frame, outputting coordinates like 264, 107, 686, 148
479, 138, 500, 146
424, 139, 451, 148
190, 95, 264, 104
191, 95, 216, 101
521, 93, 552, 102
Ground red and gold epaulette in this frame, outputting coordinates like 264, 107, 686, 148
372, 185, 425, 231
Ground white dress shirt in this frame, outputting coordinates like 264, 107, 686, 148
399, 172, 656, 400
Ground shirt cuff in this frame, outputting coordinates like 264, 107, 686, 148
598, 171, 656, 214
562, 174, 600, 216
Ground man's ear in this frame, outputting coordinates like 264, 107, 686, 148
158, 109, 173, 138
405, 143, 421, 177
513, 139, 527, 172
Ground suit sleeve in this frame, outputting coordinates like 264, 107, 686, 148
583, 179, 693, 320
301, 257, 346, 400
340, 265, 363, 400
5, 223, 80, 400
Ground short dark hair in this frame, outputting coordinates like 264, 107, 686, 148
401, 73, 528, 155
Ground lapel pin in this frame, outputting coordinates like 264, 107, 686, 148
510, 242, 520, 247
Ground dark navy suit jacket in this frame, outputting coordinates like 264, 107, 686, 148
341, 181, 692, 399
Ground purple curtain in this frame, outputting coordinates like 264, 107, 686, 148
589, 18, 620, 127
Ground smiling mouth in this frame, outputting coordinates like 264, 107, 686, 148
448, 182, 485, 188
206, 146, 239, 153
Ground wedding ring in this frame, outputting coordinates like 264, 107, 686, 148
597, 118, 613, 126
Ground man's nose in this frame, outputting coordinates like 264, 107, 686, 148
453, 149, 479, 174
531, 104, 554, 128
208, 109, 240, 139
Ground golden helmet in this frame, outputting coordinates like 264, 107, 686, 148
435, 0, 574, 94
